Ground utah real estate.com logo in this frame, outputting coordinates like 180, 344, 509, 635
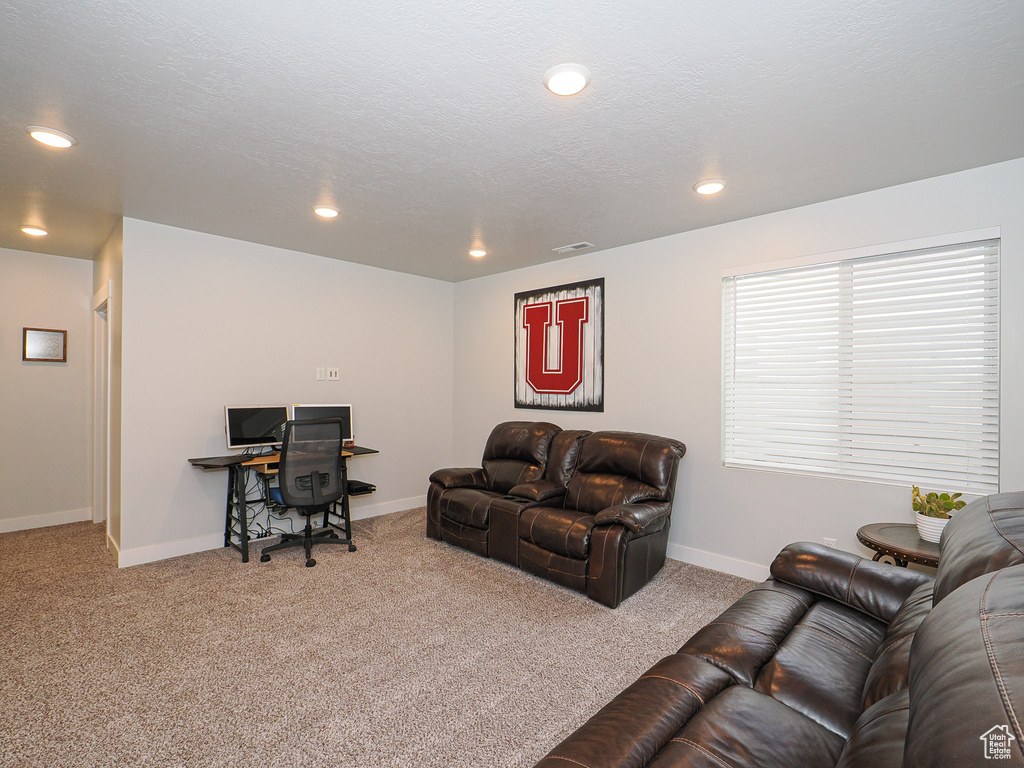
981, 725, 1016, 759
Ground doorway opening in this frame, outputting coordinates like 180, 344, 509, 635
92, 283, 111, 544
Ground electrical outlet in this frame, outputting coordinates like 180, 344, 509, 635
316, 367, 325, 381
823, 537, 837, 549
327, 367, 340, 381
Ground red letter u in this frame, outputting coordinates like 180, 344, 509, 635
522, 297, 589, 395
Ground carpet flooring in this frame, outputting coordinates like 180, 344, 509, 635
0, 508, 753, 768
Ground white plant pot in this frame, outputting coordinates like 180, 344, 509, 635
915, 512, 949, 543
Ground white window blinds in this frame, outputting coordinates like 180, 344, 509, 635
722, 239, 999, 493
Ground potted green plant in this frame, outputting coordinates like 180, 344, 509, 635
912, 486, 967, 543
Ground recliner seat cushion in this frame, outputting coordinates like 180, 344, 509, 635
752, 600, 885, 739
519, 506, 597, 558
835, 689, 910, 768
680, 580, 816, 687
436, 487, 499, 529
680, 578, 887, 740
654, 685, 847, 768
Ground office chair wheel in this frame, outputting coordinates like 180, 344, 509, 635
260, 554, 271, 562
348, 544, 357, 552
305, 558, 316, 567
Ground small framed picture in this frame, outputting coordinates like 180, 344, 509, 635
23, 328, 67, 362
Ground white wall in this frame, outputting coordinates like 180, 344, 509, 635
452, 158, 1024, 580
0, 248, 94, 530
117, 219, 454, 565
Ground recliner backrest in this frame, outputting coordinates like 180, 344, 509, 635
564, 431, 686, 515
481, 421, 561, 494
904, 562, 1024, 767
932, 491, 1024, 605
544, 429, 590, 487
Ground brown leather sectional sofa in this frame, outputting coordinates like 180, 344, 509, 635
426, 421, 686, 608
534, 491, 1024, 768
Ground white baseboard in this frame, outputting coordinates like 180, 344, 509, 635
117, 532, 225, 568
0, 507, 92, 534
350, 494, 426, 520
667, 542, 770, 582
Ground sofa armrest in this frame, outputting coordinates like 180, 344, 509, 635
770, 542, 933, 623
508, 479, 567, 502
428, 467, 487, 489
593, 502, 671, 535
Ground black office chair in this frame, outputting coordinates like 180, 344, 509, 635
260, 418, 355, 567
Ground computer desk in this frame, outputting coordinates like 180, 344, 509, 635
188, 445, 378, 562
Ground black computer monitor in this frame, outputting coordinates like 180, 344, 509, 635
291, 404, 354, 442
224, 405, 289, 450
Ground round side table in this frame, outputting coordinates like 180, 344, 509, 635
856, 523, 939, 568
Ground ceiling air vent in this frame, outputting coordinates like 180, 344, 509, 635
552, 241, 595, 255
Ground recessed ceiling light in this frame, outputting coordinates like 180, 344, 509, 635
27, 126, 76, 149
694, 179, 726, 195
544, 63, 591, 96
469, 249, 487, 258
21, 225, 48, 237
313, 205, 339, 218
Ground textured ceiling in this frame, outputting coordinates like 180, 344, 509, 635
1, 0, 1023, 281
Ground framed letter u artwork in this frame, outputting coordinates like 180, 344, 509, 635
514, 278, 604, 412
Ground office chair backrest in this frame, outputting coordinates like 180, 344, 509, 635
278, 418, 344, 511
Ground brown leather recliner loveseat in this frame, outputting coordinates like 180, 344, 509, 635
427, 421, 686, 608
534, 491, 1024, 768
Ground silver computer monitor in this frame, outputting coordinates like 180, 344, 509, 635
291, 404, 354, 442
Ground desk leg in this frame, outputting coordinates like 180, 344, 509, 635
236, 466, 250, 562
340, 459, 351, 537
224, 466, 235, 549
325, 458, 355, 550
224, 464, 251, 563
323, 459, 350, 529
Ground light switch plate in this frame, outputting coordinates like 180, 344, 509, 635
316, 367, 325, 381
327, 367, 340, 381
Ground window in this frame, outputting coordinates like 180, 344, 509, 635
722, 237, 999, 493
